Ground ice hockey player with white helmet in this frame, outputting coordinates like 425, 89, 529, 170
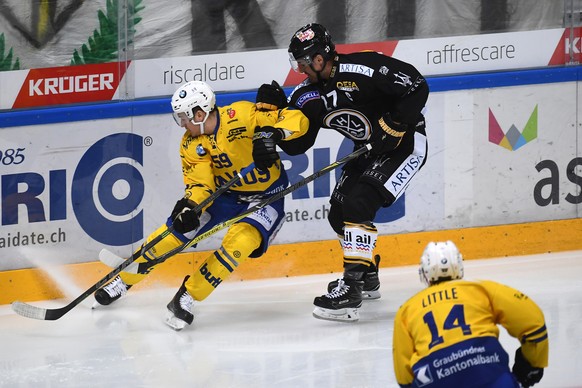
392, 241, 549, 387
257, 23, 429, 322
94, 80, 309, 330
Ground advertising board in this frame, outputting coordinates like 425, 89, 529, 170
1, 80, 579, 269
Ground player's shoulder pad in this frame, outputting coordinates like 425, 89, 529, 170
288, 79, 311, 97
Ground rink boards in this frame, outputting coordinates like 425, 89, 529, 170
1, 66, 582, 304
2, 217, 580, 304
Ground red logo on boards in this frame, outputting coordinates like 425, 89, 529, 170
548, 27, 582, 65
12, 62, 130, 108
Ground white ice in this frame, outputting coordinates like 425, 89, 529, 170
0, 250, 580, 388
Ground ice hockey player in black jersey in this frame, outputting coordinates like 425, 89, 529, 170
257, 23, 429, 322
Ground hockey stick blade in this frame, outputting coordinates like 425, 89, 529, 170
11, 164, 256, 321
11, 260, 131, 321
11, 301, 49, 320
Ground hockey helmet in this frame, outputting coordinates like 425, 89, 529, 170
288, 23, 335, 71
171, 81, 216, 128
419, 241, 464, 286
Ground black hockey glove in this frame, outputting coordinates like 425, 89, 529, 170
369, 112, 408, 155
171, 198, 201, 234
252, 126, 284, 171
512, 347, 544, 388
256, 80, 287, 111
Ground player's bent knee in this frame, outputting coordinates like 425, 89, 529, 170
222, 222, 262, 258
328, 204, 344, 235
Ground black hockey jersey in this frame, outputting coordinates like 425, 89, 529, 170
281, 51, 429, 155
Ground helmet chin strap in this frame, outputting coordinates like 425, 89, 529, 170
190, 111, 210, 134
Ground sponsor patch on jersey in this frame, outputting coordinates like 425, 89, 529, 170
393, 71, 412, 87
196, 144, 206, 156
379, 66, 389, 75
247, 205, 279, 231
336, 81, 360, 92
383, 154, 424, 197
227, 108, 236, 119
339, 63, 374, 77
226, 127, 246, 142
296, 90, 320, 108
405, 76, 426, 96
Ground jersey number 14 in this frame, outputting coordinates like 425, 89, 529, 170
423, 304, 473, 349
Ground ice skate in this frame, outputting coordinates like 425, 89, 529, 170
327, 255, 381, 299
313, 278, 363, 322
165, 276, 194, 331
93, 276, 131, 307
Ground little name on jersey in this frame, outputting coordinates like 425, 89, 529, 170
421, 287, 458, 307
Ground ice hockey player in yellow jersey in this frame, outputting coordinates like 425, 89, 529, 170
93, 81, 309, 331
392, 241, 548, 388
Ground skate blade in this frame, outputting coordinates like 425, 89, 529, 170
362, 290, 381, 299
312, 307, 359, 322
164, 311, 188, 331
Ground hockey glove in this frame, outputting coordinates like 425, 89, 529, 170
369, 112, 407, 155
252, 126, 284, 171
171, 198, 201, 234
512, 347, 544, 388
256, 80, 287, 111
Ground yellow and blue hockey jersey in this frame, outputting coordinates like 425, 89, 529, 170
179, 101, 309, 207
393, 279, 548, 387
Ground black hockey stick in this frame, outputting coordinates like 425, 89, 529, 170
100, 144, 373, 274
11, 164, 256, 321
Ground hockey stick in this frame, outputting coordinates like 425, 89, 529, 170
11, 164, 256, 321
100, 144, 373, 274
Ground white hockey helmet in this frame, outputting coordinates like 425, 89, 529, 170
419, 241, 464, 286
171, 81, 216, 131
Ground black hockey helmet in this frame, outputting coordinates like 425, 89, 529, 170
288, 23, 336, 67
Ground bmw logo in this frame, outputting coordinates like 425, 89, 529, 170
179, 90, 187, 98
196, 144, 206, 156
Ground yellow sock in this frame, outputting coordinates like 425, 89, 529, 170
186, 222, 262, 301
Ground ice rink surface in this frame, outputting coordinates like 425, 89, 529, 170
0, 250, 580, 388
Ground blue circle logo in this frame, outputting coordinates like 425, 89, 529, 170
72, 133, 144, 245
